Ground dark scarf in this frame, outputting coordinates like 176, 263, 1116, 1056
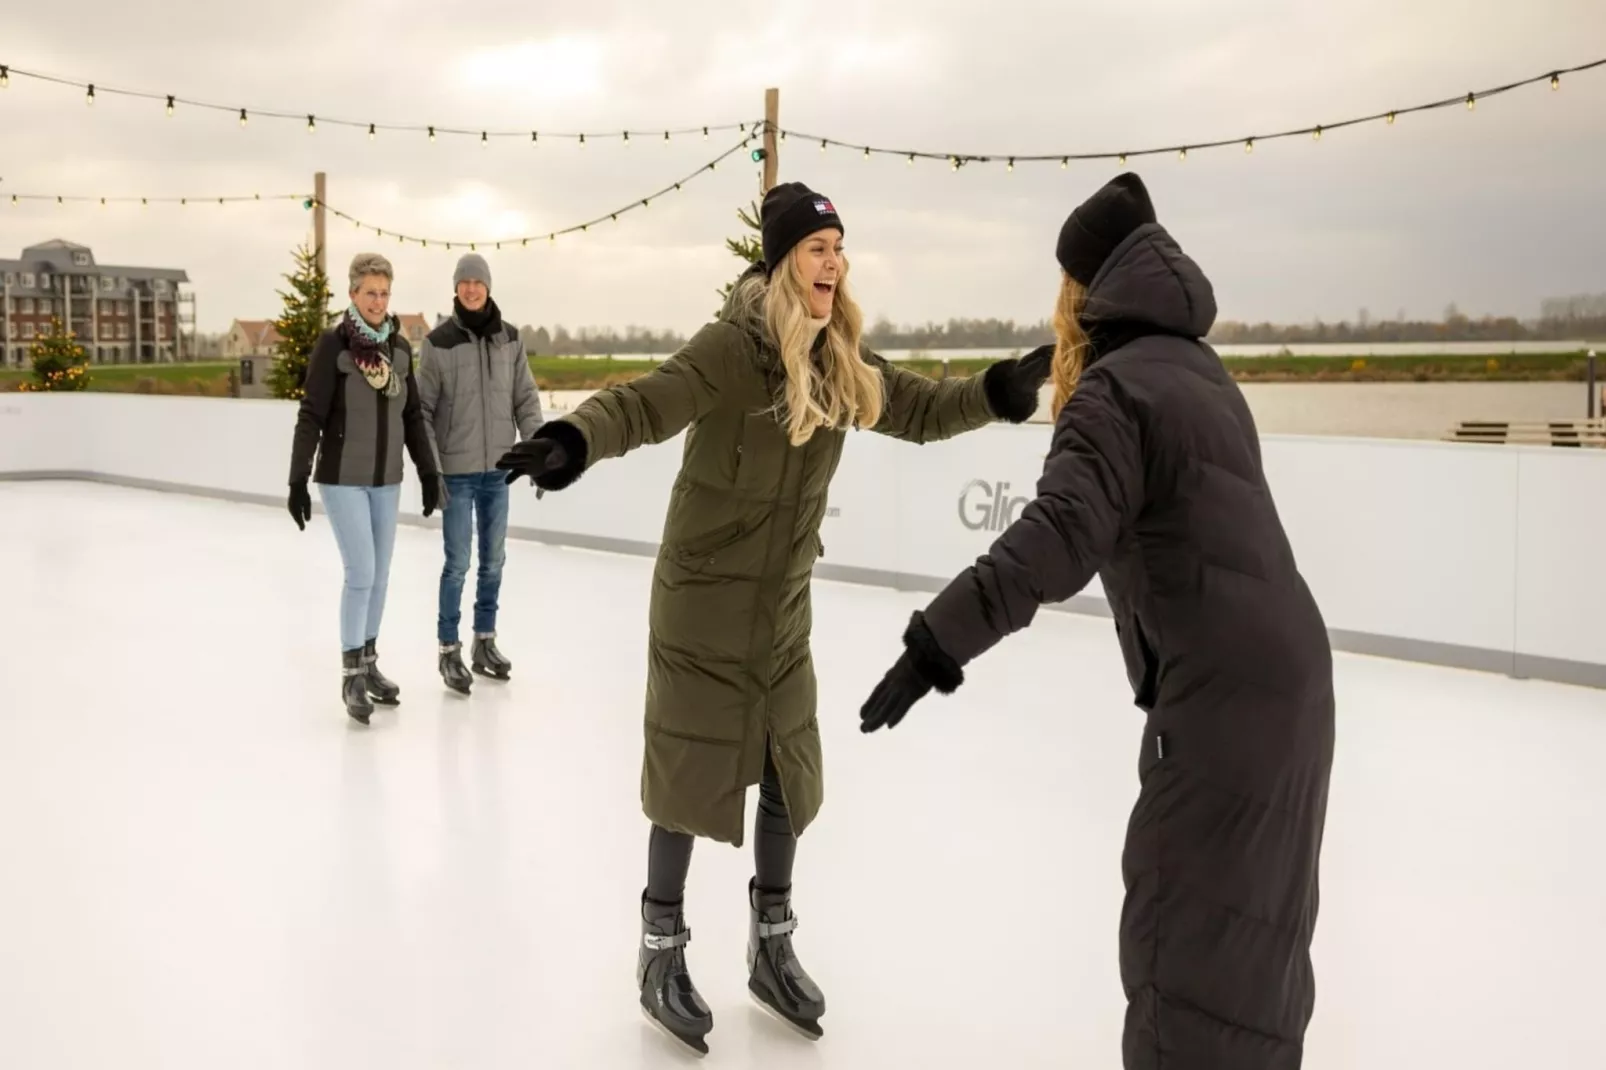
454, 295, 503, 338
337, 306, 401, 397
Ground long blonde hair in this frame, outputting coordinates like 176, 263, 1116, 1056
732, 249, 884, 445
1049, 271, 1090, 419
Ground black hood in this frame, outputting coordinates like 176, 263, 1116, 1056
1079, 222, 1216, 349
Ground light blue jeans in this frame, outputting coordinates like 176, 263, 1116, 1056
318, 483, 400, 652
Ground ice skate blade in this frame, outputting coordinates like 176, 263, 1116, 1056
471, 665, 510, 681
368, 693, 400, 707
747, 981, 823, 1040
638, 1002, 709, 1057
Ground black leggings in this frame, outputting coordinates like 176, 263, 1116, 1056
646, 742, 795, 903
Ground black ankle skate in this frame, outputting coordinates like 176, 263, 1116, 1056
340, 648, 372, 725
472, 632, 512, 680
439, 642, 472, 694
747, 880, 824, 1038
362, 638, 400, 706
637, 893, 713, 1055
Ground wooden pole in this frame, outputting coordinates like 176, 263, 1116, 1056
313, 171, 327, 281
762, 88, 779, 194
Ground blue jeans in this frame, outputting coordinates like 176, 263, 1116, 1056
318, 483, 400, 652
438, 470, 509, 644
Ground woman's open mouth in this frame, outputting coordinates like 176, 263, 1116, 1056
813, 281, 835, 296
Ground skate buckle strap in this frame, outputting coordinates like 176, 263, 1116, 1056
342, 665, 365, 677
643, 928, 691, 952
756, 915, 797, 939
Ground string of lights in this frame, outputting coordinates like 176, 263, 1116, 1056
773, 56, 1606, 170
7, 191, 306, 207
0, 62, 753, 143
317, 133, 759, 251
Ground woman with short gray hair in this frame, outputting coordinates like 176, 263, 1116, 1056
286, 251, 444, 724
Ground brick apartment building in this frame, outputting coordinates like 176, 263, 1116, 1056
1, 239, 191, 367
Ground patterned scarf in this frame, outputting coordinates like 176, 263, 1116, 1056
339, 304, 402, 397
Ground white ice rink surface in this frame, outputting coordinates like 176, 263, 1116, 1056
2, 479, 1604, 1069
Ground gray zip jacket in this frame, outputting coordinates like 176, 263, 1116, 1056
417, 309, 544, 475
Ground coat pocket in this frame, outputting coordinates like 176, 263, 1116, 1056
674, 517, 747, 562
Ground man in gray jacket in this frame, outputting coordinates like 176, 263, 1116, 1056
417, 253, 544, 693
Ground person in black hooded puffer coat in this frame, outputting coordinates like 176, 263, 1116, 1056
858, 172, 1336, 1070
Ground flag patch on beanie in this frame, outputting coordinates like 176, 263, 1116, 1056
814, 198, 836, 215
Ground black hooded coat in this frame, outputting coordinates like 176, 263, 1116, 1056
910, 221, 1336, 1069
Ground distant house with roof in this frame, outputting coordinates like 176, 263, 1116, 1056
1, 238, 190, 367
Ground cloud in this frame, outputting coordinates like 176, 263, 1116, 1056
0, 0, 1602, 337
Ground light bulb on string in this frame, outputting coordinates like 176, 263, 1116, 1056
1551, 73, 1561, 90
1386, 112, 1396, 125
239, 108, 247, 126
820, 140, 826, 153
864, 146, 870, 160
1007, 157, 1014, 172
1466, 92, 1476, 111
1061, 157, 1068, 169
1312, 125, 1322, 140
1178, 147, 1187, 161
1119, 153, 1128, 165
663, 131, 670, 142
429, 126, 437, 142
481, 131, 488, 147
623, 131, 630, 145
0, 66, 9, 88
1245, 138, 1254, 153
908, 153, 914, 166
165, 95, 174, 117
703, 126, 709, 139
86, 84, 94, 105
369, 123, 376, 140
307, 114, 316, 133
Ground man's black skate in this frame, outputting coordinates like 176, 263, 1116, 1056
340, 649, 372, 725
637, 893, 713, 1055
362, 638, 400, 706
746, 879, 825, 1038
472, 633, 512, 680
439, 642, 472, 695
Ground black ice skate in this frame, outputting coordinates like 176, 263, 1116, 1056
637, 893, 713, 1055
362, 638, 400, 706
472, 633, 512, 680
439, 642, 472, 695
746, 880, 825, 1038
340, 648, 372, 725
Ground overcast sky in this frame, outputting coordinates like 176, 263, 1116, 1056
2, 0, 1603, 335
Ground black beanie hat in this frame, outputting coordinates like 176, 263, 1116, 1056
761, 181, 844, 274
1055, 172, 1157, 288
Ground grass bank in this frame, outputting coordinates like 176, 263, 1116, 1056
1, 351, 1599, 395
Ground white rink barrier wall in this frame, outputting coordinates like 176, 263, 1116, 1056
3, 392, 1604, 690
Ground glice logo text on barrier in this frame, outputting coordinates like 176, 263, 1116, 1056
958, 479, 1031, 532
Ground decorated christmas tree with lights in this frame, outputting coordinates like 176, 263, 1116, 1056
21, 317, 91, 392
267, 242, 334, 401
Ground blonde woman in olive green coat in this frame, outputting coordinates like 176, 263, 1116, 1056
497, 182, 1050, 1053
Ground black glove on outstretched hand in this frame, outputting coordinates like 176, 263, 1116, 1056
421, 474, 447, 518
981, 342, 1056, 424
288, 479, 312, 531
497, 437, 569, 485
859, 611, 967, 733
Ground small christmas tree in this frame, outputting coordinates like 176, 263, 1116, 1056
716, 199, 764, 310
19, 317, 91, 392
267, 242, 334, 400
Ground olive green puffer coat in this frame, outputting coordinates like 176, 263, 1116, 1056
529, 270, 1045, 845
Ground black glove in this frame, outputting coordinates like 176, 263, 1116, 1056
1019, 342, 1055, 383
497, 438, 569, 485
421, 474, 447, 518
983, 343, 1055, 424
860, 611, 966, 733
288, 479, 312, 531
859, 650, 933, 733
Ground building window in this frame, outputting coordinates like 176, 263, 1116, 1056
20, 273, 34, 288
118, 323, 128, 340
3, 273, 12, 286
101, 276, 115, 291
39, 299, 52, 315
99, 322, 112, 340
21, 323, 35, 340
20, 298, 34, 314
39, 273, 50, 289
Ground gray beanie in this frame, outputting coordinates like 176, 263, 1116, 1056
453, 252, 491, 291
